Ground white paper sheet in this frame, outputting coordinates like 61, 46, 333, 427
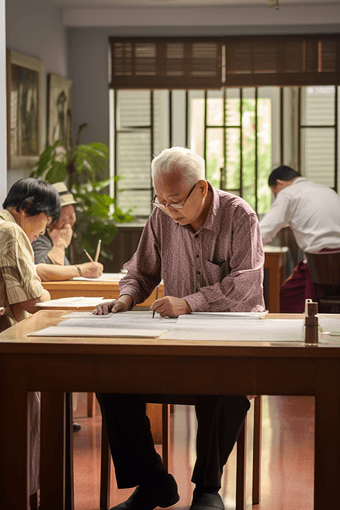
161, 319, 305, 342
28, 327, 166, 338
318, 316, 340, 335
59, 312, 176, 331
63, 311, 115, 318
184, 311, 267, 320
71, 272, 126, 281
33, 310, 340, 342
36, 297, 115, 308
30, 311, 172, 337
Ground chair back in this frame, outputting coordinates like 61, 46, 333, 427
305, 251, 340, 286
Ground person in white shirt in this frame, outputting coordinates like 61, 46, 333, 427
260, 165, 340, 312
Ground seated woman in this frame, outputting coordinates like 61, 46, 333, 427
0, 177, 61, 495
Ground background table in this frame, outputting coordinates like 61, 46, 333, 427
41, 278, 164, 307
1, 310, 340, 510
263, 246, 288, 312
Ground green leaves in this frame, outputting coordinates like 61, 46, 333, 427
72, 143, 109, 179
30, 140, 68, 183
30, 129, 135, 263
45, 161, 68, 183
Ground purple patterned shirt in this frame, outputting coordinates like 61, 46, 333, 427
120, 185, 265, 312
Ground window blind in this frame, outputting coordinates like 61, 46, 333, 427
109, 37, 223, 89
225, 35, 340, 87
109, 35, 340, 89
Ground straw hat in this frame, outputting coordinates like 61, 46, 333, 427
52, 182, 77, 207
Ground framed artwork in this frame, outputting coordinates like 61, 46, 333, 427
47, 73, 72, 148
6, 49, 44, 170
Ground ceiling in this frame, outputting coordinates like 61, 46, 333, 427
46, 0, 340, 8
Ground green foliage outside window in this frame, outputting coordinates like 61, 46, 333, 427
205, 99, 272, 215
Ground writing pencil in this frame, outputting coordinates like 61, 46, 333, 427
84, 249, 94, 262
152, 284, 160, 318
94, 239, 102, 262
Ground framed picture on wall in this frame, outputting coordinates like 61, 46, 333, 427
6, 49, 44, 170
47, 73, 72, 148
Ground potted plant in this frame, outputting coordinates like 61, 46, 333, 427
30, 123, 134, 264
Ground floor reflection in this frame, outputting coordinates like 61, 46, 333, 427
73, 395, 314, 510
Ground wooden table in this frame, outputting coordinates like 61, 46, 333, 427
1, 311, 340, 510
264, 246, 288, 312
41, 278, 164, 307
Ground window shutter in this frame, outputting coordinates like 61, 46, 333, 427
224, 35, 340, 87
110, 35, 339, 90
109, 37, 223, 89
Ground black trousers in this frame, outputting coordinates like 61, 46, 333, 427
96, 393, 250, 490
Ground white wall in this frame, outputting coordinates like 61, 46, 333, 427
63, 4, 340, 29
5, 0, 68, 190
0, 0, 6, 206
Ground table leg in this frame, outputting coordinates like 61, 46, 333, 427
314, 360, 340, 509
0, 356, 30, 509
40, 392, 66, 510
146, 403, 162, 444
65, 393, 75, 510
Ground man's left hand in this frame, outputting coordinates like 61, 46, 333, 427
150, 296, 191, 318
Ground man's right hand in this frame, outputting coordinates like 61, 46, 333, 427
94, 295, 133, 315
80, 262, 103, 278
49, 224, 73, 249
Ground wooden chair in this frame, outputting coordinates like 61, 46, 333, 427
29, 492, 39, 510
236, 396, 262, 510
99, 396, 262, 510
306, 251, 340, 312
87, 392, 95, 417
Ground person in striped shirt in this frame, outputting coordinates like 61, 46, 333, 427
0, 177, 61, 495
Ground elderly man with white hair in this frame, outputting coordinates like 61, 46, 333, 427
95, 147, 265, 510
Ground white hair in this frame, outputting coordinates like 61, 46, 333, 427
151, 147, 205, 187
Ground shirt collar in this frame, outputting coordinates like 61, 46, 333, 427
292, 177, 307, 186
0, 210, 16, 223
200, 183, 221, 234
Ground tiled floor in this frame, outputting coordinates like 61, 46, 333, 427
73, 395, 314, 510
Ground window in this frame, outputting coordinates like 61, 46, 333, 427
109, 36, 340, 222
300, 86, 339, 189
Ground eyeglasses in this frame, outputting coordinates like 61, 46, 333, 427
151, 182, 198, 211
